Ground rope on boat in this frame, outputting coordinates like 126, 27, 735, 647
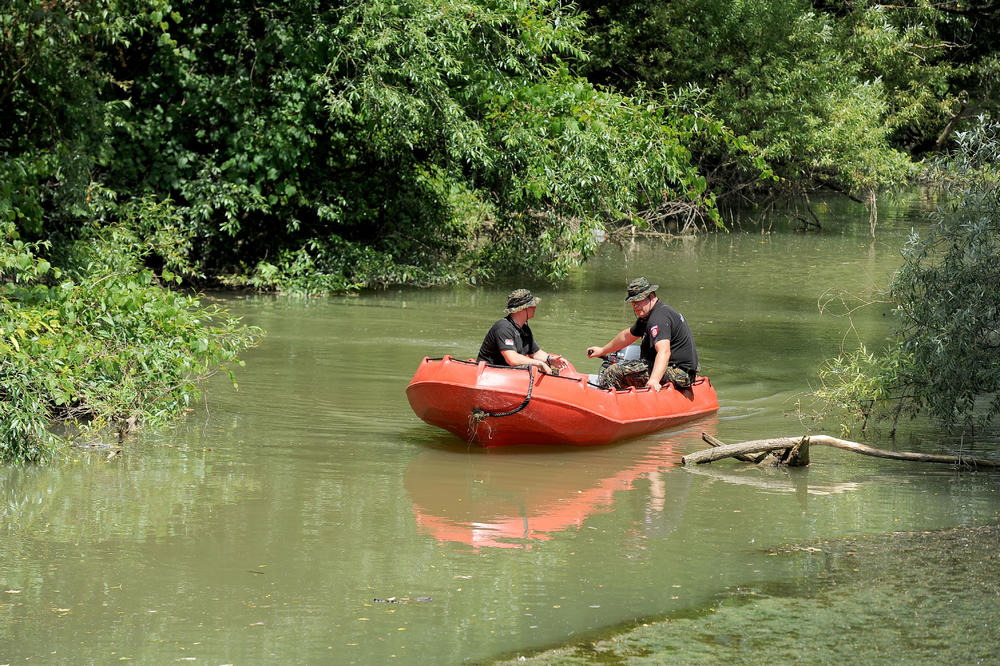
467, 366, 535, 441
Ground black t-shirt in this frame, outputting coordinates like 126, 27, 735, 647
630, 301, 698, 372
477, 316, 540, 365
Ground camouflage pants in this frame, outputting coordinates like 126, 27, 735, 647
599, 360, 695, 390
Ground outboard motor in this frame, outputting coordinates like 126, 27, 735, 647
601, 344, 642, 368
588, 345, 643, 387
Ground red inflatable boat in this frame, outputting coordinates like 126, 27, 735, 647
405, 355, 719, 447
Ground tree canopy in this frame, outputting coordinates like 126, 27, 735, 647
4, 0, 760, 291
6, 0, 996, 287
579, 0, 998, 203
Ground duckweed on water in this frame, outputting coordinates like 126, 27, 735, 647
495, 523, 1000, 664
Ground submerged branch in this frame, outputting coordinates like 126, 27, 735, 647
683, 434, 1000, 468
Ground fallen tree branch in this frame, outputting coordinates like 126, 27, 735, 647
702, 432, 765, 463
683, 434, 1000, 468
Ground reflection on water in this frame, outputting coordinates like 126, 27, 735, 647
3, 193, 1000, 663
683, 462, 864, 497
405, 426, 707, 550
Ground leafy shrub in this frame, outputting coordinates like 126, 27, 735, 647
815, 118, 1000, 437
0, 222, 261, 463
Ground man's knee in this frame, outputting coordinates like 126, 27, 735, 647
663, 366, 695, 388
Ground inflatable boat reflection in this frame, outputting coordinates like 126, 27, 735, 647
405, 427, 708, 550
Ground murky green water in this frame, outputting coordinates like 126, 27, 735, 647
3, 193, 999, 664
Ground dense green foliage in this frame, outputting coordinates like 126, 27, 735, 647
1, 2, 261, 461
815, 120, 1000, 436
8, 0, 993, 289
0, 221, 261, 463
579, 0, 998, 202
86, 0, 746, 287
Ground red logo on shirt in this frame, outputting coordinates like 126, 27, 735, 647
650, 325, 659, 338
503, 338, 514, 346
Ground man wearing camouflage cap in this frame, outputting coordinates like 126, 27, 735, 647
586, 277, 699, 390
477, 289, 571, 374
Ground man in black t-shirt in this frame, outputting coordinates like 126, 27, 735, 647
586, 277, 700, 390
477, 289, 570, 374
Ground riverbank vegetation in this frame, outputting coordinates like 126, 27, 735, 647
815, 120, 1000, 438
0, 220, 262, 463
2, 0, 998, 460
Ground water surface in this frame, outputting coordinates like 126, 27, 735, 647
3, 193, 999, 663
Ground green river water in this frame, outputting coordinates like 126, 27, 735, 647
2, 193, 999, 664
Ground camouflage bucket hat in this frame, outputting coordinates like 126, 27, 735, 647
624, 277, 658, 302
504, 288, 541, 314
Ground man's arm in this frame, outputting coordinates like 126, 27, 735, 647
501, 348, 552, 373
533, 349, 573, 372
646, 339, 671, 389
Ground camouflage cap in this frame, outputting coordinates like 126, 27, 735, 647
504, 288, 541, 314
624, 277, 658, 302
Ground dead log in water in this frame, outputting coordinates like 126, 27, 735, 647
684, 434, 1000, 468
700, 433, 811, 467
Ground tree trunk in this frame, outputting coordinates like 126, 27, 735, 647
683, 434, 1000, 468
